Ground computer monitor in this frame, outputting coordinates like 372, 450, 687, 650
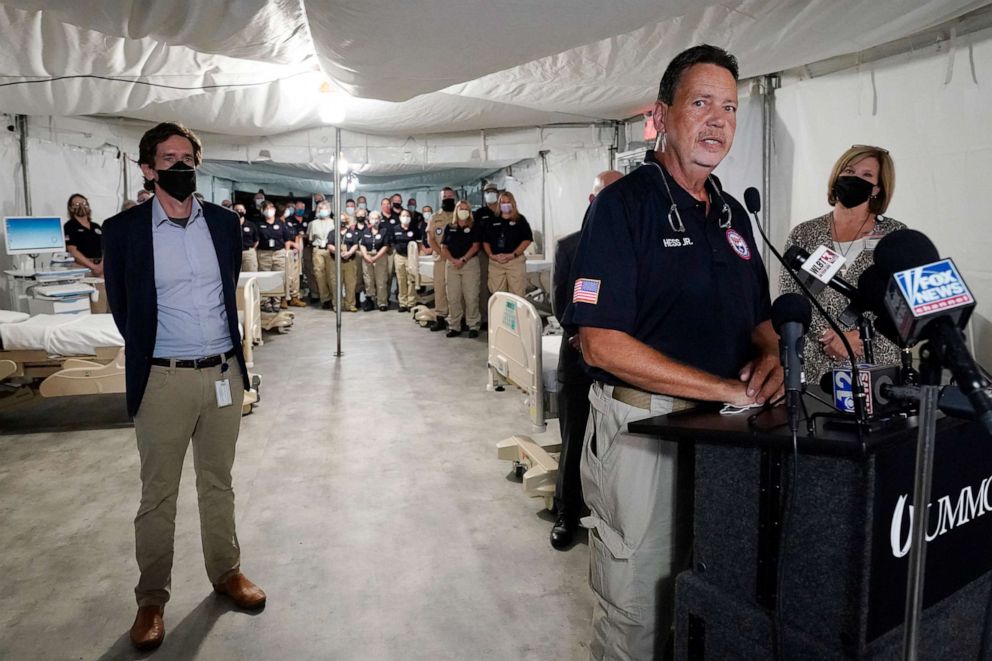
3, 216, 66, 255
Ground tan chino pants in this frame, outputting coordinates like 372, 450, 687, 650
133, 359, 246, 607
445, 256, 481, 330
488, 254, 528, 297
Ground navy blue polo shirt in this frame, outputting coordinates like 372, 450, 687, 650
239, 222, 258, 251
443, 222, 482, 259
63, 218, 103, 259
474, 205, 498, 234
563, 158, 771, 385
484, 214, 533, 255
360, 226, 389, 253
386, 223, 421, 249
256, 221, 291, 250
284, 218, 303, 238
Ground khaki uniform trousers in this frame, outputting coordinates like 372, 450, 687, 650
286, 248, 301, 299
362, 257, 390, 305
445, 255, 481, 331
432, 256, 448, 317
394, 247, 416, 309
311, 246, 335, 303
488, 254, 528, 297
241, 248, 258, 273
256, 248, 286, 303
133, 359, 246, 607
339, 257, 359, 310
581, 382, 694, 661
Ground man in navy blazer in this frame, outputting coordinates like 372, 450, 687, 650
103, 122, 265, 651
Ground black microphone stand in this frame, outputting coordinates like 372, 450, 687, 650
884, 342, 941, 661
857, 313, 875, 365
745, 203, 869, 439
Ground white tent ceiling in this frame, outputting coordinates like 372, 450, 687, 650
1, 0, 989, 137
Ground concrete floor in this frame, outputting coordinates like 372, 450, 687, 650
0, 305, 594, 660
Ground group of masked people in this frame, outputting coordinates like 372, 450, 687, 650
231, 185, 536, 331
422, 185, 534, 337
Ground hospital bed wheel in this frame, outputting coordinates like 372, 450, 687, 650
495, 385, 505, 392
514, 463, 526, 480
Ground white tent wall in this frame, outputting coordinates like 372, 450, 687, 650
0, 127, 24, 304
772, 24, 992, 366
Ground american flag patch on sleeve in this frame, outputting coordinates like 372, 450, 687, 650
573, 278, 601, 304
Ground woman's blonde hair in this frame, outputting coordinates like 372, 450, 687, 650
454, 200, 474, 227
827, 145, 895, 214
498, 191, 520, 221
368, 210, 382, 222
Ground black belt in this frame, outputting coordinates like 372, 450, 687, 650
151, 349, 236, 369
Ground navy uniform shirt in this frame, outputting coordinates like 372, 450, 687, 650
473, 205, 498, 236
256, 221, 291, 250
484, 214, 534, 255
443, 223, 482, 259
563, 155, 771, 385
284, 217, 304, 241
360, 225, 389, 253
386, 223, 421, 251
63, 218, 103, 259
240, 222, 258, 251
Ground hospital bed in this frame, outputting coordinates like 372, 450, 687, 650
487, 292, 565, 509
239, 270, 294, 334
0, 312, 126, 399
0, 311, 261, 415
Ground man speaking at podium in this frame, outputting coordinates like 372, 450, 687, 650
563, 45, 783, 659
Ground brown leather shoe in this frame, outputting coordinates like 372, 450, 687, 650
129, 605, 164, 651
213, 572, 266, 610
279, 299, 289, 309
289, 297, 307, 308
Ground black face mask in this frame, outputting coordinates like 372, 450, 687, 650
392, 201, 403, 211
832, 175, 874, 209
441, 198, 456, 213
154, 162, 197, 202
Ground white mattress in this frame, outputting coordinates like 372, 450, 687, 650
0, 313, 123, 355
0, 310, 30, 324
542, 334, 561, 393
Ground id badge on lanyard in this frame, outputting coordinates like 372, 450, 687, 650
215, 358, 233, 408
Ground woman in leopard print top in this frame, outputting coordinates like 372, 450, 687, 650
779, 145, 906, 383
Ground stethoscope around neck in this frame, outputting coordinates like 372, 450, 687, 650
649, 161, 732, 232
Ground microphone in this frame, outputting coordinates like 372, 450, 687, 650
783, 244, 863, 307
869, 229, 992, 434
743, 186, 869, 425
771, 293, 812, 433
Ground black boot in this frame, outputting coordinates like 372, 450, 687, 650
550, 514, 578, 550
429, 317, 448, 332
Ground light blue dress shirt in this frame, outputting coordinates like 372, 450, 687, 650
151, 198, 233, 359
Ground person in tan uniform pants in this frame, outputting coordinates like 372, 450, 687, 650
385, 209, 423, 312
307, 200, 337, 309
255, 201, 292, 313
281, 204, 306, 308
484, 190, 533, 297
426, 186, 456, 331
335, 215, 361, 312
359, 211, 391, 311
235, 204, 258, 272
441, 200, 483, 338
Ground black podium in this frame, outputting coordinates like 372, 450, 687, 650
628, 405, 992, 660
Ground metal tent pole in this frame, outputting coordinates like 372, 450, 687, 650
334, 127, 343, 357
